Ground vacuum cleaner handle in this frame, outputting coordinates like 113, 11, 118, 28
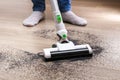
50, 0, 68, 41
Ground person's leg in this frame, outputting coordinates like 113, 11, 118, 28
23, 0, 45, 27
32, 0, 45, 11
58, 0, 71, 12
58, 0, 87, 26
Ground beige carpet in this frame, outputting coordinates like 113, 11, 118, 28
0, 0, 120, 80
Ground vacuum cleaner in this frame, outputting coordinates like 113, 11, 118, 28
43, 0, 93, 60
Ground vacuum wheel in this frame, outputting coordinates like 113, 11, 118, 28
52, 44, 57, 48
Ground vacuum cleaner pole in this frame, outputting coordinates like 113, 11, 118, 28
50, 0, 68, 42
43, 0, 93, 60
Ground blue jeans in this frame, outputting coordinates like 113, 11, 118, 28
32, 0, 71, 12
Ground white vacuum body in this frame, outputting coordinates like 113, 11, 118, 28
43, 0, 93, 60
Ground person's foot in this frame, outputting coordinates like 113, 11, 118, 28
62, 11, 87, 26
23, 11, 45, 27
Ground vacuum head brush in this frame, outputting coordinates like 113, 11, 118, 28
43, 41, 93, 61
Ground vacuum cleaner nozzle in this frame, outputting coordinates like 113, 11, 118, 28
43, 41, 93, 61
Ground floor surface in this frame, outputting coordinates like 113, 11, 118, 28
0, 0, 120, 80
